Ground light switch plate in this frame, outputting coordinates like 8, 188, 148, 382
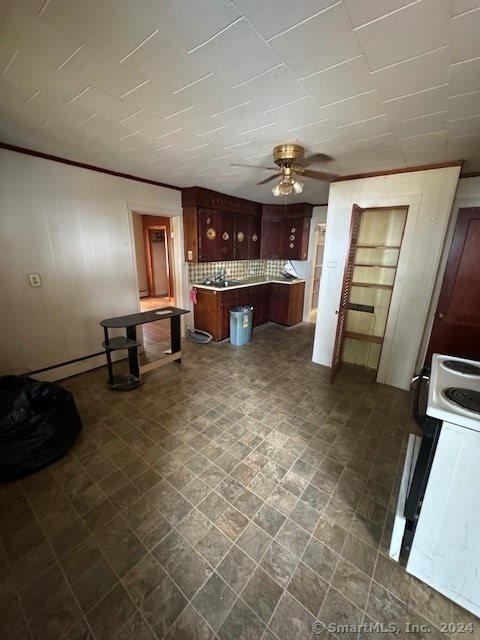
28, 273, 42, 287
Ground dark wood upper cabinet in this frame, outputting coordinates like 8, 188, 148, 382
182, 187, 262, 263
197, 208, 235, 262
261, 203, 313, 261
182, 187, 312, 262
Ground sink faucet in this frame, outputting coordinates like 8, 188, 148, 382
214, 268, 226, 282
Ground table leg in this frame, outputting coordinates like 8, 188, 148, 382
170, 315, 181, 362
103, 327, 115, 387
126, 325, 140, 378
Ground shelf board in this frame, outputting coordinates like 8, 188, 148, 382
354, 263, 397, 268
102, 336, 141, 351
356, 245, 401, 249
345, 331, 384, 344
351, 282, 393, 290
107, 373, 143, 390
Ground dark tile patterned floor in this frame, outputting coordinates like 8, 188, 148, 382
1, 323, 478, 640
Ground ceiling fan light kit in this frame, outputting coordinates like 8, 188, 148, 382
232, 143, 336, 198
272, 175, 304, 197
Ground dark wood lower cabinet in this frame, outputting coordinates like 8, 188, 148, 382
270, 281, 305, 326
192, 281, 304, 341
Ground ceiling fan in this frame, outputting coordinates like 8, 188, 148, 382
233, 143, 337, 196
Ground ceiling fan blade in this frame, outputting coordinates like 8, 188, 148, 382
231, 163, 277, 171
294, 167, 338, 181
303, 152, 334, 164
257, 173, 280, 185
294, 152, 334, 168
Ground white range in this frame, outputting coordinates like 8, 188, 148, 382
390, 353, 480, 617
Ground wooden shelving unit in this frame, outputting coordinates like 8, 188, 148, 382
343, 211, 407, 369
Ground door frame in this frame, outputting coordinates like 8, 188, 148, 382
330, 204, 409, 383
127, 205, 187, 315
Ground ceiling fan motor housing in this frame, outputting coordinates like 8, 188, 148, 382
273, 144, 305, 167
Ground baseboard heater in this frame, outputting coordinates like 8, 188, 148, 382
30, 351, 105, 375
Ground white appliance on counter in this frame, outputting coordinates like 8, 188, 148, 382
390, 353, 480, 617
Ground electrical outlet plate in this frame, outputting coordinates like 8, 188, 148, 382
28, 273, 42, 287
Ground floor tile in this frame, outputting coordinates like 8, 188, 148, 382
259, 540, 298, 588
241, 567, 283, 624
195, 526, 232, 569
268, 591, 315, 640
287, 561, 328, 616
253, 504, 286, 537
236, 522, 272, 563
163, 604, 213, 640
215, 505, 249, 541
191, 572, 236, 632
122, 553, 167, 607
217, 545, 256, 594
169, 548, 212, 599
141, 575, 188, 638
217, 597, 266, 640
86, 583, 136, 640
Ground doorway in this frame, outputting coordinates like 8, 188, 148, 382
331, 205, 408, 382
309, 223, 326, 323
132, 212, 176, 346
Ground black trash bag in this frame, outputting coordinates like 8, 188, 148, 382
0, 375, 83, 481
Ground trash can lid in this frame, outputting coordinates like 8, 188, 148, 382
230, 305, 253, 312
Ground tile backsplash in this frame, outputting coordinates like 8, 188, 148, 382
188, 259, 286, 283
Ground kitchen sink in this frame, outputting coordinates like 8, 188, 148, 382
209, 280, 240, 288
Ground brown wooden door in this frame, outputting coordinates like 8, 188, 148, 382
142, 215, 174, 300
425, 207, 480, 363
330, 204, 363, 383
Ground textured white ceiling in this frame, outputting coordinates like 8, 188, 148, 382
1, 0, 479, 204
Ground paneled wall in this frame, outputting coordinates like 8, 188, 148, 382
0, 149, 183, 380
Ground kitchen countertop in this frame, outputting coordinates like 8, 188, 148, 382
192, 276, 305, 291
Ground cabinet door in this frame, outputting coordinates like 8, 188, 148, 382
260, 284, 271, 324
193, 288, 222, 340
220, 211, 235, 260
261, 210, 285, 259
287, 281, 305, 326
220, 290, 239, 340
235, 214, 262, 260
249, 215, 261, 259
198, 209, 235, 262
235, 214, 250, 261
270, 282, 305, 326
285, 218, 310, 260
269, 284, 290, 324
249, 285, 265, 327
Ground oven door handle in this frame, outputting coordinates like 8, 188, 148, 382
412, 366, 430, 428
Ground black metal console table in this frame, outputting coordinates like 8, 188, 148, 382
100, 306, 189, 390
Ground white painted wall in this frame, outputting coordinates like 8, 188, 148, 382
312, 167, 462, 390
0, 149, 184, 381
